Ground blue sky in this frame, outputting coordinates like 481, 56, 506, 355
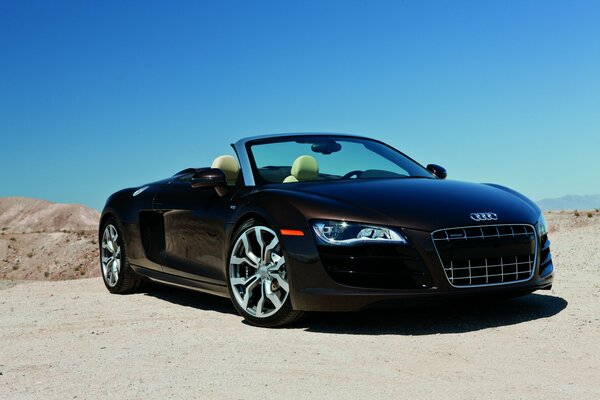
1, 0, 599, 210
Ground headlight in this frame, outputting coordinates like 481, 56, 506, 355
312, 220, 408, 246
537, 214, 549, 236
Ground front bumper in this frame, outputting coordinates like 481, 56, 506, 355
281, 226, 555, 312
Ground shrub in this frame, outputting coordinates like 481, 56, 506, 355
587, 212, 593, 218
27, 252, 34, 258
574, 210, 580, 217
44, 271, 49, 278
9, 237, 16, 242
12, 265, 19, 270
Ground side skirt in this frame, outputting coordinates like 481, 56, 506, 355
131, 264, 230, 298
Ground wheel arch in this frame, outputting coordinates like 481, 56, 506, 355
99, 211, 116, 232
230, 211, 269, 240
99, 208, 127, 237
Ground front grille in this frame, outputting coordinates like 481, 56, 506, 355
431, 224, 537, 288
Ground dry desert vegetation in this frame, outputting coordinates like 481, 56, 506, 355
0, 198, 599, 399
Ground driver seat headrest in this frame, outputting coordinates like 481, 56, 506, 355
283, 155, 319, 183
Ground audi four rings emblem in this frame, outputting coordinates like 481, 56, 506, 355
470, 212, 498, 221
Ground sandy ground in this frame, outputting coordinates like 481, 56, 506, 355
1, 212, 599, 399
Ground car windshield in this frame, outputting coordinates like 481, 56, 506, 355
247, 136, 433, 184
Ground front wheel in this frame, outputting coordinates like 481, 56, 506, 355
227, 220, 304, 327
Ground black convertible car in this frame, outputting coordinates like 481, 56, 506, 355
100, 133, 554, 327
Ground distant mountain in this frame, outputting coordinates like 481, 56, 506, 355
0, 197, 100, 281
0, 197, 99, 233
537, 194, 600, 211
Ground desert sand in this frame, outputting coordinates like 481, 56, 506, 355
0, 210, 599, 399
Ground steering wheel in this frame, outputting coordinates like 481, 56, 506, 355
341, 170, 363, 180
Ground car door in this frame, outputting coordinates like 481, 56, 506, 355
153, 173, 235, 284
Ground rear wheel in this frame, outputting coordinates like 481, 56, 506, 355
227, 219, 304, 327
100, 218, 146, 293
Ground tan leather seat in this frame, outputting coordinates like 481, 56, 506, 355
283, 155, 319, 183
211, 155, 240, 186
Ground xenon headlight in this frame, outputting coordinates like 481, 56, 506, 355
312, 220, 408, 246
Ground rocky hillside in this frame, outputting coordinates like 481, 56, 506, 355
0, 197, 101, 280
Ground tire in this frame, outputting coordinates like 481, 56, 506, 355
99, 217, 147, 294
226, 219, 304, 327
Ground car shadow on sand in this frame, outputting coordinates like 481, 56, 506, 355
144, 285, 238, 316
142, 285, 567, 335
297, 293, 568, 335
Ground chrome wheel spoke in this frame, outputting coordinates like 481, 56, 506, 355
255, 227, 266, 260
231, 255, 258, 269
109, 225, 118, 242
241, 276, 259, 309
255, 280, 266, 316
231, 274, 259, 287
265, 281, 282, 309
271, 273, 289, 293
240, 234, 260, 265
241, 291, 251, 309
102, 241, 114, 254
111, 259, 119, 283
268, 254, 285, 272
264, 237, 278, 261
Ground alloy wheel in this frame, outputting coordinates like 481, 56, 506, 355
101, 224, 121, 287
229, 226, 289, 318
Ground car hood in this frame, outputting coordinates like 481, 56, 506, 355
277, 178, 540, 231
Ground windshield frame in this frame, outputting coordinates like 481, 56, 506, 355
239, 134, 434, 186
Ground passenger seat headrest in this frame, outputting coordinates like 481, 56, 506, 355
211, 155, 240, 186
291, 155, 319, 181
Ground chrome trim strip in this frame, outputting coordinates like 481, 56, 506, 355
431, 223, 538, 289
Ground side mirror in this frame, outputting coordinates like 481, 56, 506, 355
427, 164, 447, 179
191, 168, 227, 188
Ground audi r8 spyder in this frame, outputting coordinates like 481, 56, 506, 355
99, 133, 554, 327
